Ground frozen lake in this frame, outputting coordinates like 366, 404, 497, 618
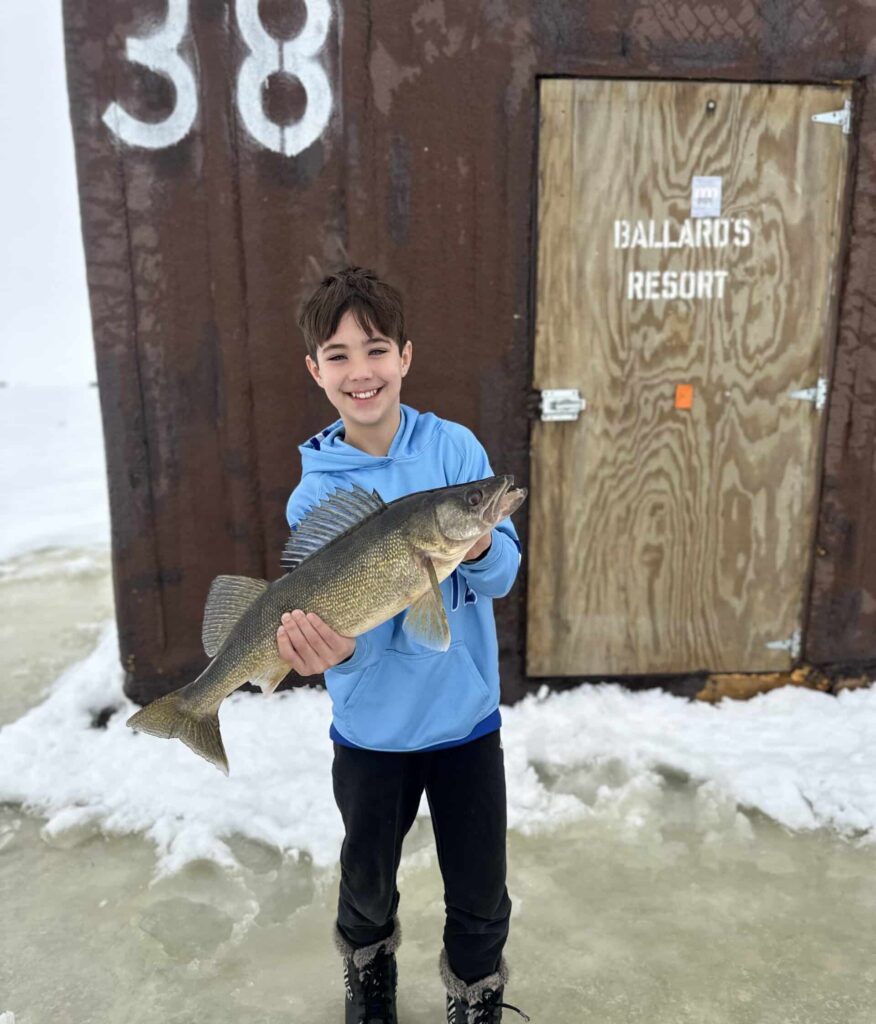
1, 542, 874, 1024
2, 792, 874, 1024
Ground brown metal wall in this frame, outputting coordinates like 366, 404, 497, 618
62, 1, 876, 703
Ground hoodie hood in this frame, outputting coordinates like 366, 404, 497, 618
299, 403, 441, 474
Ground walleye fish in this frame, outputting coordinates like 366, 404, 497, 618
126, 474, 527, 774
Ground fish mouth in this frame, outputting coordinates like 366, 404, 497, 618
484, 475, 527, 524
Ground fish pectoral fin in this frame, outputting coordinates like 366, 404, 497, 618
202, 575, 269, 657
402, 558, 451, 652
250, 662, 289, 696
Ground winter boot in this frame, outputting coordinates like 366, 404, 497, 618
440, 949, 530, 1023
334, 918, 401, 1024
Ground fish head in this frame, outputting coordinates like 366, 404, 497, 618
431, 474, 527, 549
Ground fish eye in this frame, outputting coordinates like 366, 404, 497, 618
466, 489, 483, 507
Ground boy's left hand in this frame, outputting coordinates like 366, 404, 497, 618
463, 532, 492, 562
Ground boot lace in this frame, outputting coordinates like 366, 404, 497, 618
470, 987, 531, 1024
358, 950, 395, 1021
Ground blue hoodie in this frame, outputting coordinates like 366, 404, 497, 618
285, 403, 522, 752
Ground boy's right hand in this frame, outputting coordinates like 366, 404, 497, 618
276, 610, 357, 675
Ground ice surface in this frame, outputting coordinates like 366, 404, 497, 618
1, 569, 875, 1024
2, 799, 875, 1024
138, 897, 235, 960
0, 545, 113, 729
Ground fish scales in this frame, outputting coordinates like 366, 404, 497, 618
183, 503, 429, 715
283, 501, 430, 634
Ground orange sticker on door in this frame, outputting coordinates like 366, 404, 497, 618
675, 384, 693, 409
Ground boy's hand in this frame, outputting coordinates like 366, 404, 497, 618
463, 532, 492, 562
276, 610, 357, 675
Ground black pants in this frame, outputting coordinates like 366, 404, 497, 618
331, 728, 512, 983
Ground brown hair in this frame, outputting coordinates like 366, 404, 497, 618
297, 265, 406, 360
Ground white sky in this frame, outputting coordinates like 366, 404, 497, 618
0, 3, 95, 385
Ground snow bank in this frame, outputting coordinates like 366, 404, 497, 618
503, 680, 876, 838
0, 620, 873, 878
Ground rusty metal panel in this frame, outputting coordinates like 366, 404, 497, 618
62, 1, 876, 704
61, 0, 345, 700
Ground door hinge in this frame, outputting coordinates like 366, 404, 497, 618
788, 377, 828, 411
811, 99, 851, 135
765, 628, 801, 659
530, 388, 587, 422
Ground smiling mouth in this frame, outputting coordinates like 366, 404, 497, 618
347, 386, 384, 401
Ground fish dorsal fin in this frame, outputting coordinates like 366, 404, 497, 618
202, 574, 269, 656
403, 557, 451, 652
281, 482, 388, 572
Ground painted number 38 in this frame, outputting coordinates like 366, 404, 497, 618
102, 0, 333, 156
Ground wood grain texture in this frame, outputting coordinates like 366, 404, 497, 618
528, 78, 852, 676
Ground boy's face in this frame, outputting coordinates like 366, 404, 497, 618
305, 309, 412, 431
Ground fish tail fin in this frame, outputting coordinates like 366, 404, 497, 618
126, 691, 229, 776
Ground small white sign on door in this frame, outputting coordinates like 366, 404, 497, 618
691, 175, 722, 218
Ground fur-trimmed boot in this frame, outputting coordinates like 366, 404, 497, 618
334, 918, 401, 1024
440, 949, 530, 1023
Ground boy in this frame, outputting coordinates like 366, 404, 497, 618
279, 266, 529, 1024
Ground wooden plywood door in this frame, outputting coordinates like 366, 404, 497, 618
527, 79, 852, 677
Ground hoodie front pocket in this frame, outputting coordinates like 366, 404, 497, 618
340, 641, 493, 750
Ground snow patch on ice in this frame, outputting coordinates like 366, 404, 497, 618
502, 680, 876, 843
0, 548, 106, 582
0, 620, 874, 878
